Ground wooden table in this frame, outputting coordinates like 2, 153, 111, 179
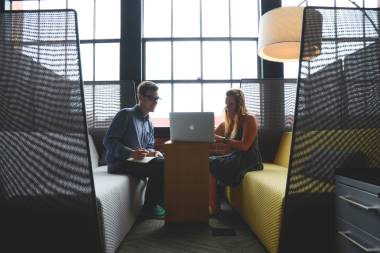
164, 141, 209, 222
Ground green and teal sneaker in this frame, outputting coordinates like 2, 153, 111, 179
142, 204, 166, 219
152, 204, 166, 219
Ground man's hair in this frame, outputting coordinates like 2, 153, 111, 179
137, 81, 158, 96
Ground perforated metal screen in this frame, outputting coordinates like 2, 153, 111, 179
84, 80, 136, 129
241, 79, 297, 162
0, 10, 102, 253
280, 7, 380, 253
241, 79, 297, 131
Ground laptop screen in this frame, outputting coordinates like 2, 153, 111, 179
169, 112, 215, 142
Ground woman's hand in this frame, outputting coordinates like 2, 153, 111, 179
220, 143, 231, 154
212, 142, 231, 155
214, 134, 225, 143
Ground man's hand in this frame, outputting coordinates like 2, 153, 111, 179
131, 148, 149, 160
147, 150, 163, 157
154, 151, 163, 157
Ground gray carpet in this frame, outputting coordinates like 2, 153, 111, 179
117, 201, 267, 253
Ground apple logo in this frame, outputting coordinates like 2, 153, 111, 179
189, 124, 195, 131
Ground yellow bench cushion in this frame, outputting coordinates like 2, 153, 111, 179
225, 132, 292, 253
273, 132, 292, 168
226, 163, 288, 253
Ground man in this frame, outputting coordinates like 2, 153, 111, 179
103, 81, 165, 218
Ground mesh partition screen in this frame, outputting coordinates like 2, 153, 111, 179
0, 10, 102, 253
280, 7, 380, 253
84, 80, 136, 129
241, 79, 297, 162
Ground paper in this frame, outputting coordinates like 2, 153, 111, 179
127, 156, 155, 163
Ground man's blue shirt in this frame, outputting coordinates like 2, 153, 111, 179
103, 105, 155, 164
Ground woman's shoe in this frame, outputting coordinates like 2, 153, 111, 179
208, 204, 220, 216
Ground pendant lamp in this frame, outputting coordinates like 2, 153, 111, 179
258, 6, 322, 62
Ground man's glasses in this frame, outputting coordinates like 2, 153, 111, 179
144, 95, 161, 102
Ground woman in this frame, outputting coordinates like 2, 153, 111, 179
209, 89, 263, 214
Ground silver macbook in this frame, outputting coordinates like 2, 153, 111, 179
169, 112, 215, 142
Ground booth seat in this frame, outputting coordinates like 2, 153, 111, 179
88, 130, 147, 253
225, 132, 292, 253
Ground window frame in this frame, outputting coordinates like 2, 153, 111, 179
2, 0, 289, 137
5, 0, 121, 82
141, 0, 262, 120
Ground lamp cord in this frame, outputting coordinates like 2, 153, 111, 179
296, 0, 379, 35
298, 0, 360, 6
297, 0, 308, 6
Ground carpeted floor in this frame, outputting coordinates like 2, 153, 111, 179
117, 201, 267, 253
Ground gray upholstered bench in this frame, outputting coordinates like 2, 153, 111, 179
88, 129, 146, 253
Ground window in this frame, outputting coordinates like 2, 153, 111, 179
143, 0, 260, 127
282, 0, 377, 78
7, 0, 121, 82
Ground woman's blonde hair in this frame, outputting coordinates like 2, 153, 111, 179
224, 89, 248, 139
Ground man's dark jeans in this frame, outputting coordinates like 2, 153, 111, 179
107, 157, 164, 207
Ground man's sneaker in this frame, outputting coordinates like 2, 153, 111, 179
152, 204, 166, 219
143, 204, 166, 219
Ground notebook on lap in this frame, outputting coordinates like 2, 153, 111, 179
169, 112, 215, 142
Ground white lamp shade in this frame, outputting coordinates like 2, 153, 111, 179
258, 6, 304, 62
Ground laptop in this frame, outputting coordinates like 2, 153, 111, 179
169, 112, 215, 142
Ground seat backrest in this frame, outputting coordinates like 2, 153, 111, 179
273, 132, 292, 168
0, 10, 102, 253
280, 7, 380, 253
240, 79, 297, 163
88, 134, 100, 169
88, 128, 108, 166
